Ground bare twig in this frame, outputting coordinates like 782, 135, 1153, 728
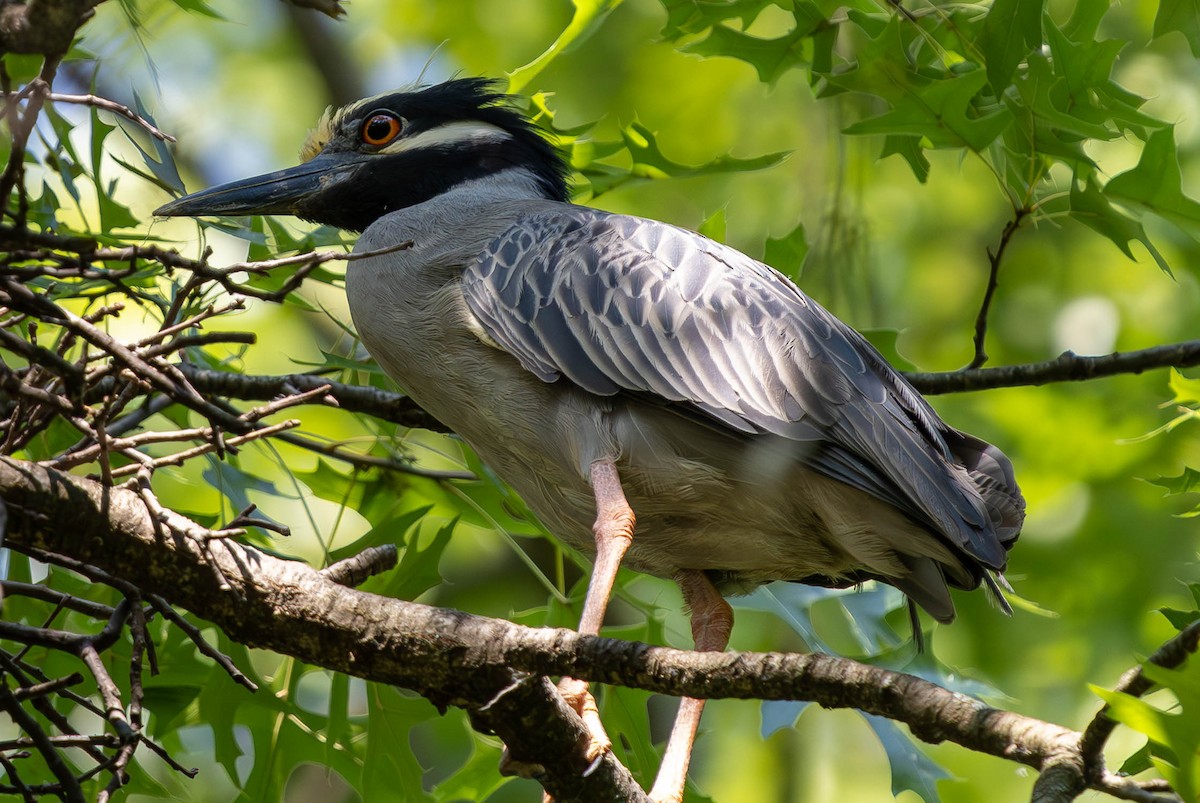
908, 340, 1200, 395
106, 418, 300, 478
144, 594, 257, 691
277, 432, 475, 479
45, 91, 174, 141
969, 208, 1028, 369
1, 580, 114, 618
0, 680, 84, 803
10, 673, 84, 702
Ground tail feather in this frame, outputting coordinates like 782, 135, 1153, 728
945, 428, 1025, 547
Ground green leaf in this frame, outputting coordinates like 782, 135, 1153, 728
1093, 659, 1200, 803
826, 15, 926, 105
1160, 607, 1200, 631
1145, 467, 1200, 496
844, 69, 1011, 152
1106, 127, 1200, 233
1069, 173, 1172, 275
880, 135, 930, 183
862, 329, 917, 372
979, 0, 1044, 92
431, 739, 511, 802
1170, 368, 1200, 405
658, 0, 776, 40
683, 22, 813, 85
386, 517, 456, 601
327, 504, 432, 563
622, 121, 787, 180
1010, 54, 1115, 142
325, 672, 352, 768
507, 0, 624, 93
1118, 740, 1155, 776
362, 685, 438, 803
201, 458, 286, 526
862, 713, 952, 802
1154, 0, 1200, 57
737, 582, 837, 652
699, 207, 726, 241
1143, 466, 1200, 518
171, 0, 226, 18
763, 221, 808, 275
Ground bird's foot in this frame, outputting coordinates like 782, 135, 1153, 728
557, 676, 611, 762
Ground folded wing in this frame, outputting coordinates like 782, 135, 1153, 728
461, 207, 1023, 576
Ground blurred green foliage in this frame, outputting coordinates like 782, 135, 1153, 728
7, 0, 1200, 801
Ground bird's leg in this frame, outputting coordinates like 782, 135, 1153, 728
648, 570, 733, 803
556, 458, 636, 763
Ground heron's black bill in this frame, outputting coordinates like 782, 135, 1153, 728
153, 150, 360, 219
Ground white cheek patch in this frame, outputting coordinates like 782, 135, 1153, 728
380, 121, 512, 155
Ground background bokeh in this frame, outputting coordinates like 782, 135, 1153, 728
13, 1, 1200, 800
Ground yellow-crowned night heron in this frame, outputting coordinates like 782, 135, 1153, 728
156, 78, 1024, 803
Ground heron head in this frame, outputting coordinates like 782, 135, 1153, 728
154, 78, 569, 232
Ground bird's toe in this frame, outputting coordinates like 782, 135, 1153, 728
557, 677, 612, 761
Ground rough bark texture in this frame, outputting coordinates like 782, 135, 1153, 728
0, 456, 1100, 799
0, 0, 97, 55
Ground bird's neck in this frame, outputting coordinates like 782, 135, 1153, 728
436, 167, 565, 207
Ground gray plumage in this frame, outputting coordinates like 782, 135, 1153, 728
156, 78, 1024, 627
348, 176, 1022, 623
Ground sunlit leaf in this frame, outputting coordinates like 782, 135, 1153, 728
1154, 0, 1200, 57
507, 0, 624, 93
1106, 127, 1200, 233
683, 16, 817, 85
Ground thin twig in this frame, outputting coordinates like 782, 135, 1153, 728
107, 418, 300, 478
0, 580, 114, 618
10, 673, 84, 702
277, 431, 476, 479
969, 208, 1028, 369
45, 91, 175, 141
144, 594, 257, 691
0, 682, 84, 802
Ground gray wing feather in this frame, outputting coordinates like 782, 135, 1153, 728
461, 207, 1016, 569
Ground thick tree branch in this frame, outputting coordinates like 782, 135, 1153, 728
0, 0, 98, 56
0, 456, 646, 802
3, 457, 1191, 802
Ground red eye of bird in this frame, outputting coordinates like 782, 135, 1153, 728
361, 112, 402, 146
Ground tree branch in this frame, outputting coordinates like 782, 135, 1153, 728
169, 336, 1200, 446
3, 457, 1191, 801
906, 340, 1200, 394
969, 208, 1028, 369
